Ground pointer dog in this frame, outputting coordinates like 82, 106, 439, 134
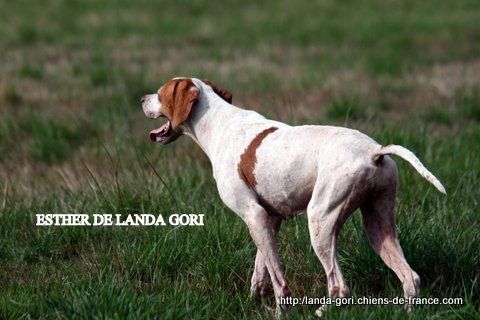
141, 77, 446, 317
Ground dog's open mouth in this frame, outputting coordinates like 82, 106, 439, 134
149, 120, 177, 144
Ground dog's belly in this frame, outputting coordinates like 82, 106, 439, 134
253, 140, 318, 218
256, 182, 314, 218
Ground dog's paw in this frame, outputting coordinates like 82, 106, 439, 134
405, 303, 415, 313
315, 304, 329, 317
275, 303, 292, 319
250, 281, 271, 298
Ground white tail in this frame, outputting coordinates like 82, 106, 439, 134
373, 144, 446, 194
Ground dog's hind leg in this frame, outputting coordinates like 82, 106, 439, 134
360, 171, 420, 312
307, 205, 352, 300
307, 171, 364, 316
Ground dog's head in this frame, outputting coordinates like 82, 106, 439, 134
142, 77, 232, 144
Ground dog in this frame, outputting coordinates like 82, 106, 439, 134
141, 77, 445, 317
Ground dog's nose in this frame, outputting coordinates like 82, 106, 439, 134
140, 96, 146, 103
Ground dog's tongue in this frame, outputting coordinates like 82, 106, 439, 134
149, 122, 169, 142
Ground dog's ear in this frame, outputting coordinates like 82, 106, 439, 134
172, 80, 199, 129
202, 79, 232, 104
162, 79, 199, 129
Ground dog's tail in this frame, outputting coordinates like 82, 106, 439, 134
372, 144, 446, 194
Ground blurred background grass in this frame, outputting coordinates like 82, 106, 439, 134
0, 0, 479, 319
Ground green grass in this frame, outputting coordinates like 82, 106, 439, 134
326, 98, 368, 122
0, 0, 479, 319
19, 63, 44, 80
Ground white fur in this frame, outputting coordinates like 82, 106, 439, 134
142, 93, 161, 119
142, 78, 445, 317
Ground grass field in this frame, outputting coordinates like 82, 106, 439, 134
0, 0, 479, 319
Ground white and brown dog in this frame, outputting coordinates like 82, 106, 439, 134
141, 77, 445, 317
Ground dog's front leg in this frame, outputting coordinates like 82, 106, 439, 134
250, 215, 282, 298
245, 204, 290, 318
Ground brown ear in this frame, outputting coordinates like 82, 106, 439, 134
202, 79, 233, 104
161, 79, 199, 129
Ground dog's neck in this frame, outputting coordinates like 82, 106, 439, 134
182, 83, 245, 160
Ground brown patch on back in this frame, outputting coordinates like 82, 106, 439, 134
237, 127, 278, 188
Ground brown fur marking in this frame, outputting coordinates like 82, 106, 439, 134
158, 78, 199, 129
202, 79, 233, 103
237, 127, 278, 188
